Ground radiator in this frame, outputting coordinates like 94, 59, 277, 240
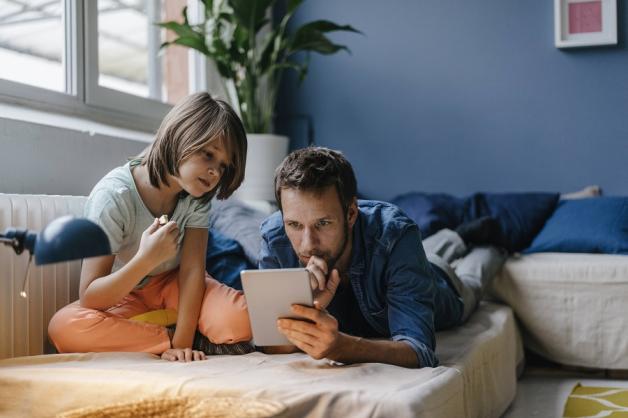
0, 194, 86, 359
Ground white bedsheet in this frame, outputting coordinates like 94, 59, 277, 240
490, 252, 628, 369
0, 302, 521, 418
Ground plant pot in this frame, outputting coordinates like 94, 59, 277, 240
235, 133, 290, 202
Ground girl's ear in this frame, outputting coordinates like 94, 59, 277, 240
347, 198, 359, 228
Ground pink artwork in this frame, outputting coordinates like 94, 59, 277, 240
569, 1, 603, 34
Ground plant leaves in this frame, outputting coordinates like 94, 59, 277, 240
289, 20, 360, 54
171, 36, 210, 55
297, 20, 362, 35
259, 29, 283, 74
228, 0, 275, 31
156, 21, 199, 39
287, 0, 304, 14
269, 61, 307, 80
290, 29, 349, 55
202, 0, 214, 11
182, 6, 189, 26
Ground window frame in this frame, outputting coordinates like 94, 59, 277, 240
0, 0, 211, 133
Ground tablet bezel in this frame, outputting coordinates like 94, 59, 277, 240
241, 268, 313, 346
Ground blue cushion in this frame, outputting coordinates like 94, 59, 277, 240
391, 193, 465, 238
206, 229, 255, 290
465, 192, 559, 252
391, 192, 559, 252
525, 197, 628, 255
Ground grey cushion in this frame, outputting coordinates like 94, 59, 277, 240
208, 197, 272, 266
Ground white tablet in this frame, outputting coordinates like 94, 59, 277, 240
240, 268, 313, 346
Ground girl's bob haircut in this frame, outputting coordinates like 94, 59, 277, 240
142, 92, 247, 202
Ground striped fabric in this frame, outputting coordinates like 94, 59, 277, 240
192, 331, 255, 355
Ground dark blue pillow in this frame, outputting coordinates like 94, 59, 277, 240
464, 193, 559, 252
391, 191, 559, 252
525, 197, 628, 255
391, 193, 465, 238
206, 229, 255, 290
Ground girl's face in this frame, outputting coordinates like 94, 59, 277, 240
176, 139, 230, 198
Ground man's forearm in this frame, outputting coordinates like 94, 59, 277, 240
331, 334, 419, 368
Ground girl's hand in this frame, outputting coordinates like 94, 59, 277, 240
137, 218, 179, 268
161, 347, 207, 362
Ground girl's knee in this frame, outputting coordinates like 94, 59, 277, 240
48, 303, 107, 353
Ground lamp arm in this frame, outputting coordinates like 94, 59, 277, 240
0, 228, 32, 255
0, 234, 16, 245
0, 236, 19, 247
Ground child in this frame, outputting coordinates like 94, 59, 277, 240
48, 92, 251, 362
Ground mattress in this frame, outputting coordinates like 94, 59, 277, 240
0, 302, 521, 418
490, 252, 628, 370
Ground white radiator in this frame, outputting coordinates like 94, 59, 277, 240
0, 194, 86, 359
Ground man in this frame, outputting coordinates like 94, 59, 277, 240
259, 147, 505, 368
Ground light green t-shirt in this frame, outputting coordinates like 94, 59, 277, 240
84, 161, 210, 278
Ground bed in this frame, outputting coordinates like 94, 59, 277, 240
490, 252, 628, 370
0, 302, 522, 418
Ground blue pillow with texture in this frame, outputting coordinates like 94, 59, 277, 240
391, 193, 465, 238
525, 197, 628, 254
206, 229, 255, 290
392, 191, 559, 252
464, 192, 559, 252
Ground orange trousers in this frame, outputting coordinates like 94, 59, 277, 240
48, 270, 251, 354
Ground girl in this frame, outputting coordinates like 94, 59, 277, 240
48, 92, 251, 362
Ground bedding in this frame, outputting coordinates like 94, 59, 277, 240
206, 228, 253, 290
0, 302, 522, 418
208, 197, 270, 266
391, 191, 559, 252
524, 197, 628, 255
489, 252, 628, 369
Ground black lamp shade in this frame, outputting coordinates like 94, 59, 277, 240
33, 216, 111, 265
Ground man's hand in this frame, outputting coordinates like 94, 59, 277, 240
276, 304, 420, 368
161, 348, 206, 362
277, 302, 346, 361
305, 256, 341, 309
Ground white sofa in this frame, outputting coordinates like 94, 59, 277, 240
0, 192, 524, 418
490, 252, 628, 370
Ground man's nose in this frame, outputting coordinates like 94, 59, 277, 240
300, 227, 319, 253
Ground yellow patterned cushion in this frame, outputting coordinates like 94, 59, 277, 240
563, 384, 628, 417
130, 309, 178, 326
56, 395, 285, 418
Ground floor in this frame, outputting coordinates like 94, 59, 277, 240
502, 353, 628, 418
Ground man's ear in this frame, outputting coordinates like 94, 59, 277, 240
347, 197, 358, 228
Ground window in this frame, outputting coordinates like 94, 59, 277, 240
0, 0, 206, 131
0, 0, 65, 92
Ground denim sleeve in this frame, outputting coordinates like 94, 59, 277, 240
385, 227, 438, 368
258, 235, 281, 269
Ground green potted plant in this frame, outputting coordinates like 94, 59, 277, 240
158, 0, 360, 201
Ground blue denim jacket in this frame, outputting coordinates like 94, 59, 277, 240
259, 200, 463, 367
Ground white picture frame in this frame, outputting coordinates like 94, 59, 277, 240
554, 0, 617, 48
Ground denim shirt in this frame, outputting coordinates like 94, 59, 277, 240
259, 200, 462, 368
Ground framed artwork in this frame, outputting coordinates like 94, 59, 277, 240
554, 0, 617, 48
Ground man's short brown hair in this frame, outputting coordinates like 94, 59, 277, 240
274, 147, 357, 214
142, 92, 247, 201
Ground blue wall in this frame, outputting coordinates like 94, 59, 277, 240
277, 0, 628, 200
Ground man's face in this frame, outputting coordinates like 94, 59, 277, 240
281, 186, 350, 271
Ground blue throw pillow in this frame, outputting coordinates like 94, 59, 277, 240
391, 193, 465, 238
525, 197, 628, 255
391, 191, 559, 252
206, 229, 255, 290
465, 192, 559, 252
